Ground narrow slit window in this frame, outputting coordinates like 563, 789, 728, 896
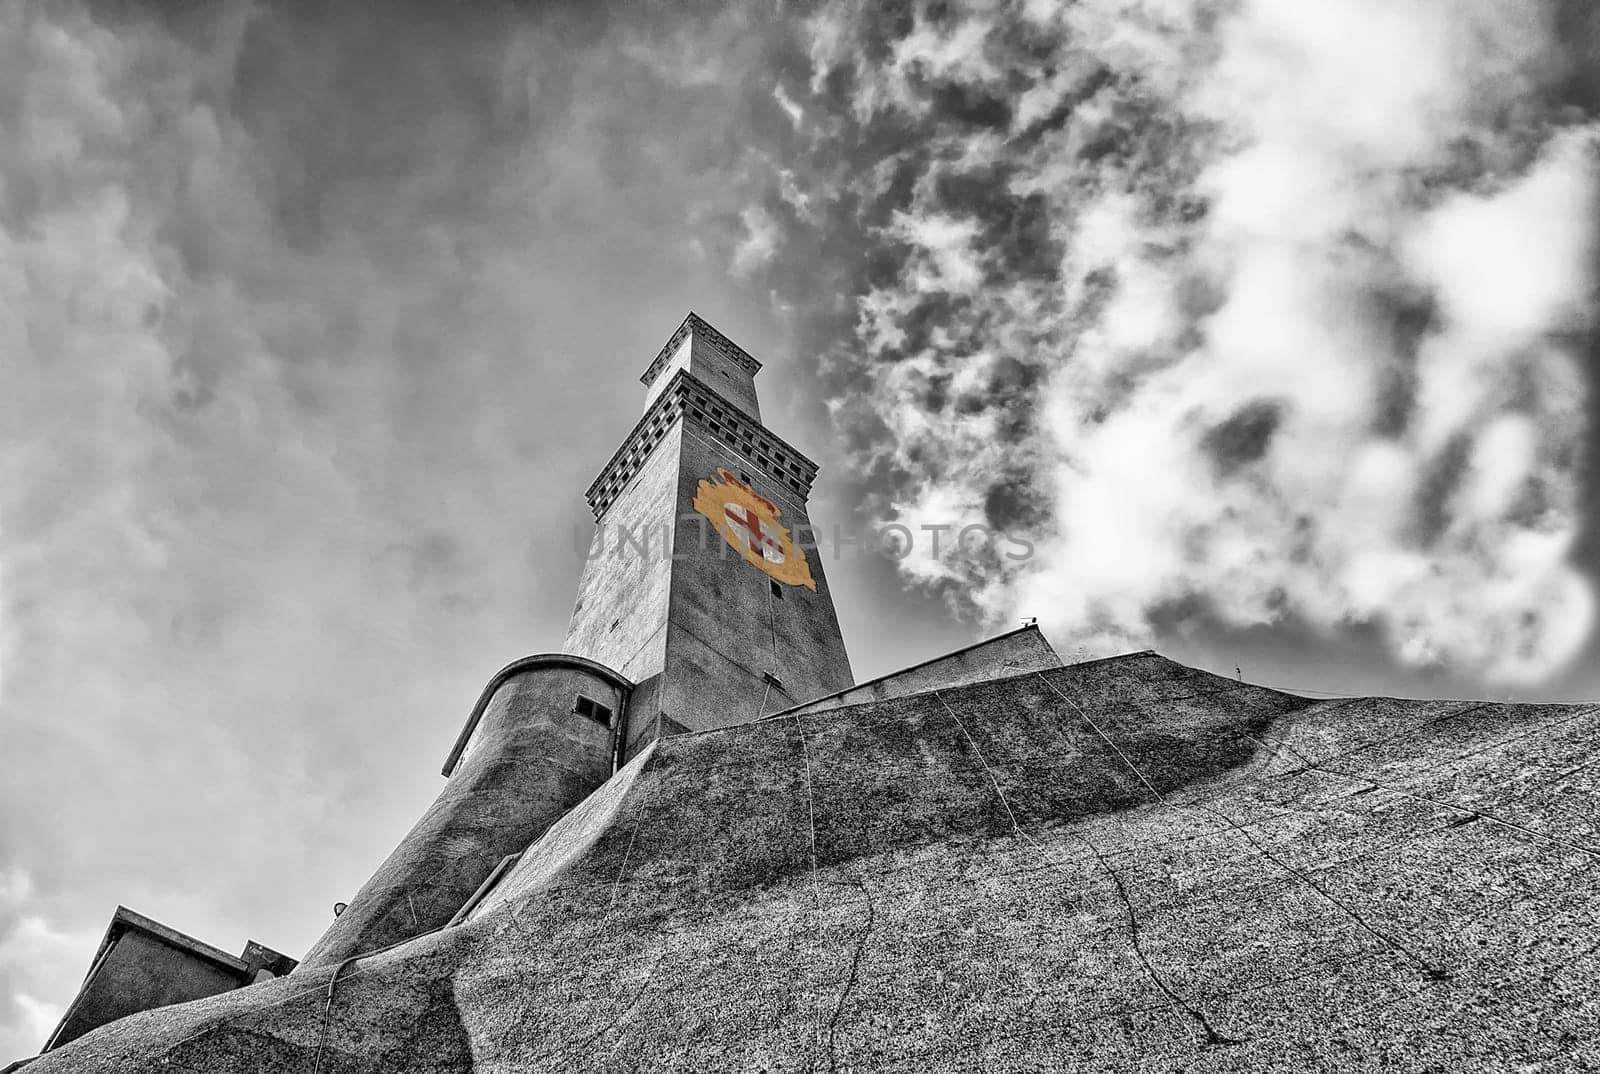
574, 694, 614, 727
770, 579, 783, 599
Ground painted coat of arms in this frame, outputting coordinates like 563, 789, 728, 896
692, 468, 817, 591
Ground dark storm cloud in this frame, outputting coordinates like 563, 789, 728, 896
1200, 399, 1282, 477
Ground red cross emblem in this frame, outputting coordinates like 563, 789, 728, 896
693, 468, 816, 590
724, 502, 784, 563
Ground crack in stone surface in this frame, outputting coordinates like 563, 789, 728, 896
823, 878, 876, 1074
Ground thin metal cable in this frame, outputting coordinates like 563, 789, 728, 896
161, 925, 441, 1060
611, 792, 652, 908
788, 712, 827, 1067
925, 690, 1091, 914
931, 691, 1023, 830
928, 690, 1081, 873
1032, 672, 1450, 981
1222, 677, 1600, 704
1243, 730, 1600, 859
768, 576, 779, 666
307, 926, 440, 1074
162, 968, 363, 1056
1264, 703, 1495, 777
791, 715, 823, 910
753, 578, 779, 720
931, 690, 1233, 1046
311, 956, 357, 1074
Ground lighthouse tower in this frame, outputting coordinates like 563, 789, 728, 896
296, 313, 853, 968
564, 312, 854, 759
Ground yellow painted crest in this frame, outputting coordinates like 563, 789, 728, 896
693, 468, 817, 591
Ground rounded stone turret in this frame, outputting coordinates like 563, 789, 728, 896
297, 654, 630, 970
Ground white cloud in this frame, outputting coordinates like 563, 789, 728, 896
1406, 126, 1599, 390
0, 868, 102, 1059
890, 210, 984, 293
801, 0, 1599, 685
732, 205, 782, 276
772, 83, 803, 129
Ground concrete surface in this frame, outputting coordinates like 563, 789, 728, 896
656, 417, 853, 738
565, 421, 682, 735
41, 907, 293, 1054
28, 651, 1598, 1072
296, 659, 625, 970
779, 624, 1059, 717
568, 316, 852, 758
641, 312, 763, 421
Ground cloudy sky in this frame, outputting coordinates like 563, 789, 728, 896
3, 0, 1598, 1059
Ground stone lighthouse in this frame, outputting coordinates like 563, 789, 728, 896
565, 312, 855, 753
26, 308, 1587, 1074
294, 313, 855, 968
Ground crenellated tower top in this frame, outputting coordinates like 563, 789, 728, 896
640, 311, 763, 420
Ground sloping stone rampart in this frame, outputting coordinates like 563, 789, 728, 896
32, 654, 1599, 1072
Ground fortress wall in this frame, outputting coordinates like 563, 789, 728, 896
30, 654, 1597, 1073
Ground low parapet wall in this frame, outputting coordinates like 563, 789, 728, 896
775, 623, 1063, 717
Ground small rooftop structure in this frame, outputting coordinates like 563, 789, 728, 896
39, 906, 295, 1055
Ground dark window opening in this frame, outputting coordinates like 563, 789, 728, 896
609, 618, 620, 632
770, 579, 783, 599
575, 694, 614, 726
739, 471, 751, 484
762, 671, 784, 690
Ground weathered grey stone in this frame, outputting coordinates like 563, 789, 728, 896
779, 623, 1060, 717
23, 317, 1597, 1072
296, 657, 627, 970
37, 907, 294, 1057
565, 313, 854, 761
28, 652, 1599, 1072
